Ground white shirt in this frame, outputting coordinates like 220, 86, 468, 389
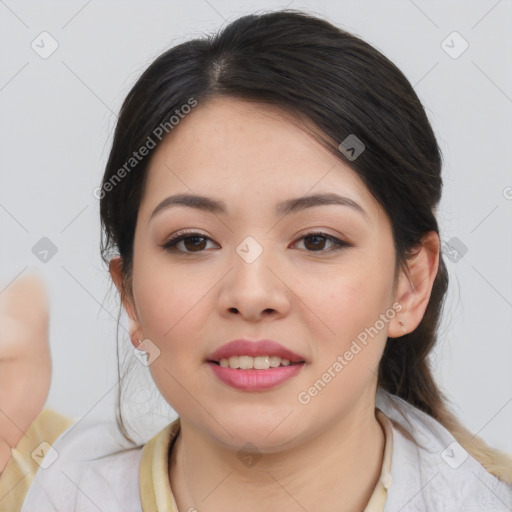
20, 387, 512, 511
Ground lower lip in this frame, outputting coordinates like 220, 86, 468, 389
207, 362, 305, 391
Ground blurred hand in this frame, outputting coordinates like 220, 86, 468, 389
0, 274, 52, 473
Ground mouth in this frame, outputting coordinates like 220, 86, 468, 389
206, 356, 306, 391
207, 355, 306, 370
207, 339, 307, 369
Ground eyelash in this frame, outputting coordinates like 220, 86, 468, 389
161, 230, 352, 254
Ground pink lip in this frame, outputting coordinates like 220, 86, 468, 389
207, 362, 305, 391
207, 339, 306, 363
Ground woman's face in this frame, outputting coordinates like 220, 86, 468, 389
118, 96, 407, 451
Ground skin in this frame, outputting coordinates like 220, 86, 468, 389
0, 274, 52, 473
110, 96, 440, 511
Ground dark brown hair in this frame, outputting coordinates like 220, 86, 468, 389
98, 9, 512, 479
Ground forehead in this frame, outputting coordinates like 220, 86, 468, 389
140, 97, 384, 224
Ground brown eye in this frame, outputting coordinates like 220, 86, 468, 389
162, 232, 217, 253
181, 235, 208, 252
294, 232, 351, 252
303, 234, 328, 251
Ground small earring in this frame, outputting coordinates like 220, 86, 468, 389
131, 332, 141, 347
398, 320, 407, 334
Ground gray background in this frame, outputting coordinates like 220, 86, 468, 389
1, 0, 511, 450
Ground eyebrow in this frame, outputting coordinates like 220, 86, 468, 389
150, 192, 369, 222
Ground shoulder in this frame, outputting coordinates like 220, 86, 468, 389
0, 408, 74, 511
376, 388, 512, 511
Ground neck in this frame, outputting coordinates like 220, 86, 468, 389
169, 400, 386, 512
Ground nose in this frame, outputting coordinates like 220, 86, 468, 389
216, 244, 291, 322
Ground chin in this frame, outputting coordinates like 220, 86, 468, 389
210, 416, 302, 453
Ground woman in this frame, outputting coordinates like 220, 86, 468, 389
1, 9, 511, 512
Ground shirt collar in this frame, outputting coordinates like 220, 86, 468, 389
140, 410, 393, 512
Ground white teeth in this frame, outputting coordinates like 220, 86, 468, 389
269, 356, 281, 368
217, 355, 296, 369
239, 356, 253, 369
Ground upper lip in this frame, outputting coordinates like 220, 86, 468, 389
207, 339, 306, 363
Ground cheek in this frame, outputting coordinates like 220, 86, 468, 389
313, 262, 393, 357
132, 260, 211, 409
133, 276, 182, 340
132, 253, 206, 339
131, 255, 217, 395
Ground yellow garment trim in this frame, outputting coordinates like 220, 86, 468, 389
364, 409, 394, 511
0, 408, 75, 511
140, 408, 393, 512
140, 417, 181, 512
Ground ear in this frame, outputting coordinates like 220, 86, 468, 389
388, 231, 440, 338
109, 256, 144, 349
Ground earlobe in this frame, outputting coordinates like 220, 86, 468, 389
388, 231, 440, 338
